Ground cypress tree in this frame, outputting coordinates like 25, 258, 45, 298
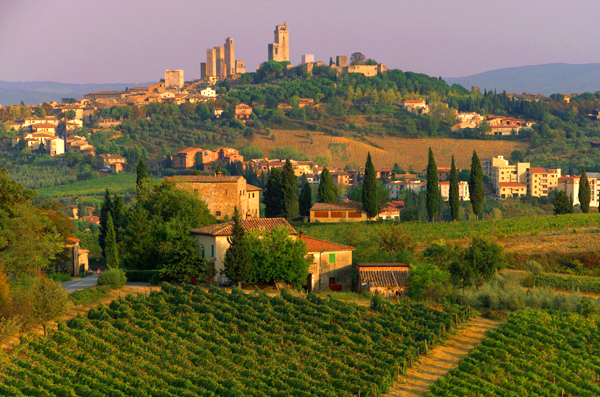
299, 180, 312, 217
449, 156, 459, 221
264, 168, 284, 217
469, 150, 485, 220
425, 148, 438, 221
105, 213, 119, 268
282, 159, 299, 219
99, 189, 112, 258
579, 167, 591, 213
136, 159, 149, 192
223, 207, 251, 288
362, 153, 378, 218
112, 193, 124, 243
318, 168, 338, 203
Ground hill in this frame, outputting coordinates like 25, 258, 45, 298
36, 173, 137, 198
0, 80, 153, 106
240, 129, 528, 170
445, 63, 600, 96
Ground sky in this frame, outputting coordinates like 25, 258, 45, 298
1, 0, 600, 84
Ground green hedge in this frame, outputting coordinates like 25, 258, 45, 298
124, 269, 161, 283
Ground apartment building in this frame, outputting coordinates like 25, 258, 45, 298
438, 181, 470, 201
557, 175, 599, 207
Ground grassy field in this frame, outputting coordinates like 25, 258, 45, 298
36, 173, 137, 198
239, 129, 528, 170
0, 285, 470, 397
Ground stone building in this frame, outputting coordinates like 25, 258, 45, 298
268, 23, 289, 62
357, 263, 409, 296
301, 54, 314, 64
170, 174, 261, 220
165, 70, 184, 89
235, 60, 246, 74
203, 38, 245, 80
215, 46, 225, 80
206, 48, 217, 78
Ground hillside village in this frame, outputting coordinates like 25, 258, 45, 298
5, 15, 600, 397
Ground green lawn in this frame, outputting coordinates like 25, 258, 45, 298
36, 173, 138, 198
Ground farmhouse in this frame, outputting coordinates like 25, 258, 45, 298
190, 219, 355, 291
309, 202, 369, 223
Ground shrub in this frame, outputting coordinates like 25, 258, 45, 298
525, 260, 542, 275
124, 270, 160, 283
98, 268, 127, 289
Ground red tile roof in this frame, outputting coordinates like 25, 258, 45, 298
168, 175, 242, 183
191, 218, 296, 236
176, 147, 202, 154
300, 236, 355, 252
310, 202, 364, 212
247, 184, 262, 191
528, 167, 547, 174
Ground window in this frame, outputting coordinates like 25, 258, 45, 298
329, 253, 336, 263
329, 277, 336, 285
211, 245, 215, 257
201, 246, 205, 258
216, 211, 221, 216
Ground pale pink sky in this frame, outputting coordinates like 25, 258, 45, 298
1, 0, 599, 84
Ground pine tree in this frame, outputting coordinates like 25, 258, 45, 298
579, 167, 591, 213
105, 213, 119, 268
282, 159, 299, 219
318, 168, 338, 203
99, 189, 112, 257
299, 180, 312, 217
136, 159, 149, 192
469, 150, 485, 220
362, 153, 378, 218
223, 207, 251, 288
425, 148, 439, 221
449, 156, 460, 221
264, 169, 284, 217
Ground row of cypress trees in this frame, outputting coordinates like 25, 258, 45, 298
426, 148, 485, 222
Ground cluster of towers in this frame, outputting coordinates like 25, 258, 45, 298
201, 38, 245, 81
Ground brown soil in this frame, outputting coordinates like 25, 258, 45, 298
384, 317, 503, 397
1, 284, 161, 353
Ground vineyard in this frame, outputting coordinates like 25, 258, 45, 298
240, 129, 527, 170
532, 273, 600, 294
428, 309, 600, 396
0, 285, 471, 397
36, 173, 137, 198
300, 213, 600, 248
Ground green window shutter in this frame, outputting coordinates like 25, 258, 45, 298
211, 245, 215, 257
202, 247, 205, 258
329, 253, 336, 263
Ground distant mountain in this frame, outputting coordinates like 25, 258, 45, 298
0, 81, 154, 106
444, 63, 600, 96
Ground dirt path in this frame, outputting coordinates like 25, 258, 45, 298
385, 316, 503, 397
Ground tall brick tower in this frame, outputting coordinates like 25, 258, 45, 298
224, 37, 236, 76
268, 22, 289, 62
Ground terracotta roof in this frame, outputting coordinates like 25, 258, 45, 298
191, 218, 296, 236
168, 175, 242, 183
528, 167, 547, 174
247, 184, 262, 191
66, 237, 80, 244
388, 201, 405, 208
439, 181, 450, 185
498, 182, 527, 187
358, 263, 409, 268
176, 147, 202, 154
310, 202, 364, 212
359, 267, 409, 288
300, 236, 355, 252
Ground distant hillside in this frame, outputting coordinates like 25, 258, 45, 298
240, 129, 528, 170
0, 81, 153, 106
445, 63, 600, 96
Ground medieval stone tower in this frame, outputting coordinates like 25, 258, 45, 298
224, 37, 235, 76
268, 22, 289, 62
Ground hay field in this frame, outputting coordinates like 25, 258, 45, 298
241, 129, 528, 170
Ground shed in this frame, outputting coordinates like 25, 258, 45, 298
357, 263, 409, 297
